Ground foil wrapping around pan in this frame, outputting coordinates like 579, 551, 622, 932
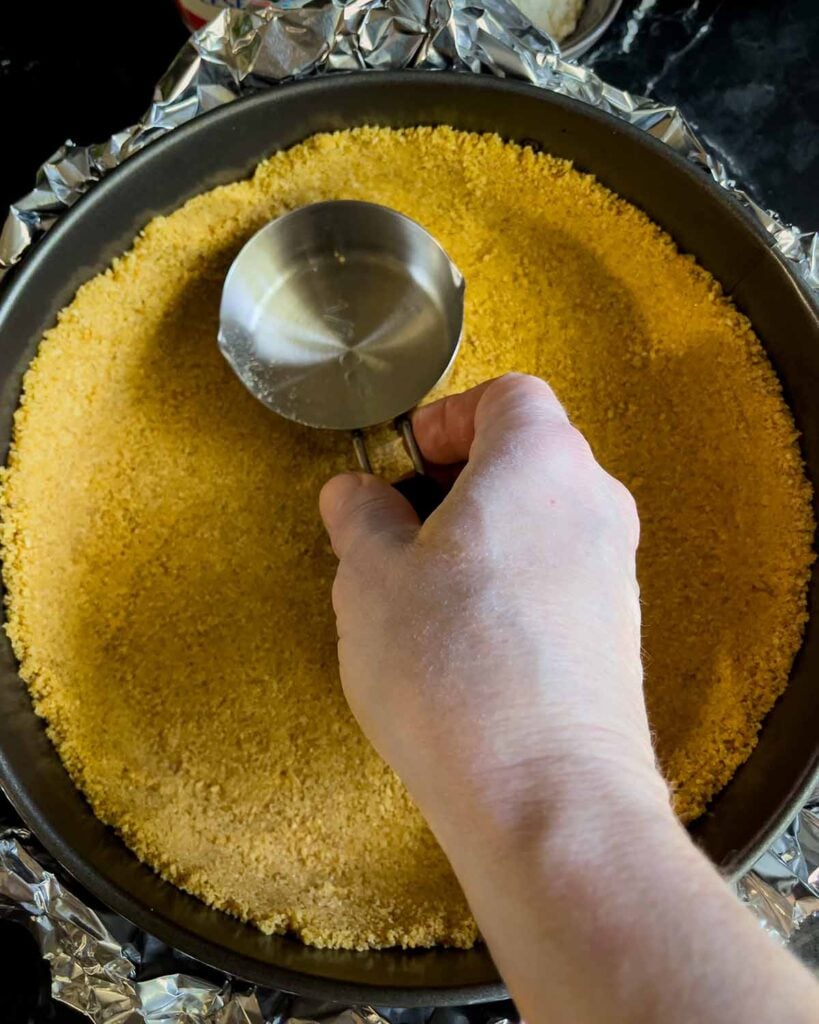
2, 788, 819, 1022
1, 2, 819, 1021
0, 1, 817, 293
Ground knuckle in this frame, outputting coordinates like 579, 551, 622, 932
528, 421, 594, 477
583, 472, 641, 550
330, 569, 352, 616
485, 372, 556, 411
614, 480, 641, 547
556, 421, 593, 459
611, 476, 639, 523
337, 490, 392, 547
482, 374, 569, 437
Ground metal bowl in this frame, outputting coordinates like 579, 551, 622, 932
0, 72, 817, 1006
561, 0, 623, 61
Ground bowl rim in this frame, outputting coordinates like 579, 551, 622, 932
560, 0, 624, 61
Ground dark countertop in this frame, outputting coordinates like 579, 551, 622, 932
588, 0, 819, 228
0, 2, 817, 1021
1, 0, 817, 228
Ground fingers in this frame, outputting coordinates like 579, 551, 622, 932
465, 376, 640, 552
471, 373, 571, 462
411, 379, 495, 465
412, 374, 570, 466
319, 472, 420, 560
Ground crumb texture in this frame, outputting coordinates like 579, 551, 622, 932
1, 127, 814, 949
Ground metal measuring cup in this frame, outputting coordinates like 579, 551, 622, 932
218, 200, 465, 514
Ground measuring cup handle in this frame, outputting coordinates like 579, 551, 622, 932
351, 430, 372, 473
394, 414, 445, 521
349, 420, 445, 522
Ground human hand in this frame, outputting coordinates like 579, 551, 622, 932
319, 374, 669, 844
320, 372, 819, 1024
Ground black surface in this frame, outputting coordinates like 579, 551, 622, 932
0, 921, 85, 1024
1, 1, 817, 227
588, 0, 819, 229
0, 72, 817, 1006
0, 4, 188, 213
394, 473, 447, 521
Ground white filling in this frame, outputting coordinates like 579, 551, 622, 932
512, 0, 585, 42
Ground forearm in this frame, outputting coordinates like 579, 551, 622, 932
421, 760, 819, 1024
321, 377, 819, 1021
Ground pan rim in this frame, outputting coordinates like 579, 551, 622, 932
0, 69, 817, 1004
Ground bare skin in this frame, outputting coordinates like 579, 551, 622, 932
319, 374, 819, 1024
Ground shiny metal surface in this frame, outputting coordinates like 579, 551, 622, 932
218, 201, 465, 432
4, 5, 817, 299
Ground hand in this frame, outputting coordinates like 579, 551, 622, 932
319, 374, 668, 844
320, 375, 819, 1024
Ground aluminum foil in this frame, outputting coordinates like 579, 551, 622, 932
0, 824, 517, 1023
737, 783, 819, 948
2, 1, 819, 1021
1, 1, 817, 293
2, 791, 819, 1022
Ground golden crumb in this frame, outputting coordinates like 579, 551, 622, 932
1, 127, 813, 949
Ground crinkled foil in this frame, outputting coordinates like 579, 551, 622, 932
2, 789, 819, 1022
736, 784, 819, 948
1, 2, 819, 1021
1, 826, 516, 1024
1, 1, 818, 292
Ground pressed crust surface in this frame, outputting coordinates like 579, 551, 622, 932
1, 127, 814, 949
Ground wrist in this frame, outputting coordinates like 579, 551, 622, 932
419, 726, 676, 887
420, 742, 684, 1024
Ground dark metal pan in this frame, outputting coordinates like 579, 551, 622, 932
0, 72, 817, 1006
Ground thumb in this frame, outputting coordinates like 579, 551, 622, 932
319, 473, 420, 560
